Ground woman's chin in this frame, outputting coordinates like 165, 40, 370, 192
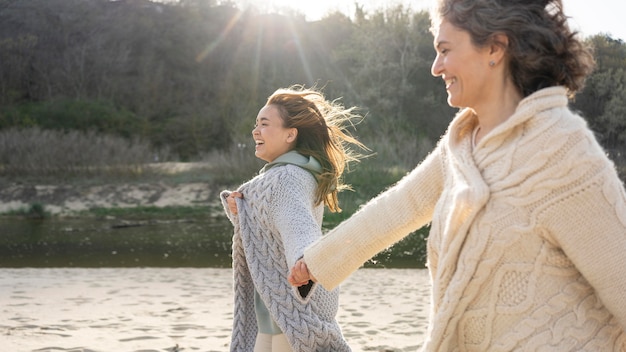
254, 152, 269, 163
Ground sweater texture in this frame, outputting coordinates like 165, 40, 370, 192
304, 87, 626, 351
221, 156, 350, 352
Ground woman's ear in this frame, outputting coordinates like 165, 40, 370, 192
286, 128, 298, 143
489, 33, 509, 65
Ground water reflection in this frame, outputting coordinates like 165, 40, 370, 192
0, 217, 427, 268
0, 216, 233, 268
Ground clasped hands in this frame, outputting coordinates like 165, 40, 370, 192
288, 259, 316, 286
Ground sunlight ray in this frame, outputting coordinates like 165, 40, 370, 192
285, 18, 314, 84
195, 10, 244, 63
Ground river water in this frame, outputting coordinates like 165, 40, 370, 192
0, 216, 233, 268
0, 215, 426, 269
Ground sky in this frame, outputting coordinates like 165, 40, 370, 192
233, 0, 625, 41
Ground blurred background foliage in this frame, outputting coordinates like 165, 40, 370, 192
0, 0, 624, 176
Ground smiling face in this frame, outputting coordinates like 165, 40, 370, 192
252, 104, 297, 163
431, 20, 494, 111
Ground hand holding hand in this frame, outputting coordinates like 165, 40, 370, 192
288, 259, 316, 286
226, 191, 243, 215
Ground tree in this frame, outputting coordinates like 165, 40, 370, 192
0, 0, 623, 173
573, 35, 626, 165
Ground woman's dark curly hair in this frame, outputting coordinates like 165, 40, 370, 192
430, 0, 595, 97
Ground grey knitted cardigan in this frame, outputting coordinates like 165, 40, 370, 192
220, 156, 351, 352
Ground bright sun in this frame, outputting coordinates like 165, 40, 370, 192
235, 0, 354, 21
233, 0, 435, 22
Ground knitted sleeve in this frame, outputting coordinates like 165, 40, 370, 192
267, 165, 323, 270
304, 147, 445, 290
539, 138, 626, 330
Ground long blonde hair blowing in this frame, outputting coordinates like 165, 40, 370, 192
266, 86, 367, 213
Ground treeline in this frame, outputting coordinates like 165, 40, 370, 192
0, 0, 625, 173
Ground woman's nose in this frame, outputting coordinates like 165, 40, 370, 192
431, 55, 443, 77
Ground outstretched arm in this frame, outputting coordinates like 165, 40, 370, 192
295, 147, 445, 291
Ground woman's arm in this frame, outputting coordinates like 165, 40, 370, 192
300, 148, 445, 290
269, 166, 324, 270
543, 167, 626, 330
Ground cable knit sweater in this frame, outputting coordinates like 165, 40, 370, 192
221, 161, 350, 352
303, 87, 626, 351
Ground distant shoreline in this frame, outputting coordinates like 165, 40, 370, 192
0, 163, 225, 216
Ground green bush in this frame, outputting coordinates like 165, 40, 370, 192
0, 99, 141, 137
2, 202, 49, 219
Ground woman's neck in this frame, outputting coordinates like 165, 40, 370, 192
473, 85, 523, 144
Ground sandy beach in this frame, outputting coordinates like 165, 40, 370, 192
0, 267, 430, 352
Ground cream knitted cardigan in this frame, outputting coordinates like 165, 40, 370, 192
304, 87, 626, 351
221, 164, 350, 352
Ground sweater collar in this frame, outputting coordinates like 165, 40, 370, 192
449, 86, 569, 147
259, 150, 323, 176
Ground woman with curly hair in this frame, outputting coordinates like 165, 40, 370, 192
290, 0, 626, 350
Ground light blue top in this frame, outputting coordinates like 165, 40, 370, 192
254, 290, 283, 334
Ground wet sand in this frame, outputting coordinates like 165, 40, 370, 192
0, 267, 430, 352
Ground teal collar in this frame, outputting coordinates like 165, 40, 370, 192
259, 150, 323, 178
